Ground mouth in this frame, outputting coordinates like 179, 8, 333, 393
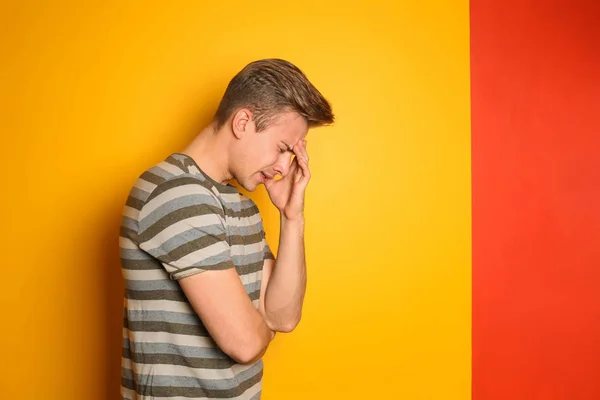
261, 172, 273, 180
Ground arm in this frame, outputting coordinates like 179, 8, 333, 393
259, 217, 306, 332
138, 179, 274, 364
179, 269, 274, 364
261, 139, 310, 332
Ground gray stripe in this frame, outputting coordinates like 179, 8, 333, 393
164, 155, 190, 172
132, 366, 262, 398
123, 351, 235, 370
120, 227, 137, 240
128, 341, 228, 359
155, 236, 230, 266
249, 290, 260, 302
133, 362, 262, 390
227, 222, 263, 237
221, 198, 255, 213
243, 281, 261, 294
126, 289, 186, 302
232, 250, 263, 266
127, 320, 210, 337
235, 260, 263, 276
126, 195, 144, 211
229, 232, 263, 246
147, 176, 206, 203
120, 258, 163, 271
264, 243, 275, 260
149, 166, 177, 180
140, 170, 166, 185
141, 193, 219, 230
126, 280, 180, 291
128, 310, 201, 325
129, 186, 151, 203
139, 204, 225, 243
121, 366, 133, 381
167, 154, 240, 195
223, 206, 260, 219
121, 216, 138, 231
120, 248, 155, 261
155, 224, 225, 255
122, 377, 135, 391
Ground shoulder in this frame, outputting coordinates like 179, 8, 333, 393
138, 174, 225, 229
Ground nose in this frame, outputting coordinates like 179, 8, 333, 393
273, 152, 293, 177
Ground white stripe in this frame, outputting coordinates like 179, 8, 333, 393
121, 379, 261, 400
129, 330, 217, 348
135, 178, 157, 193
219, 192, 244, 203
187, 165, 201, 175
141, 184, 216, 217
120, 387, 136, 400
157, 161, 185, 176
150, 381, 261, 400
141, 214, 224, 247
231, 242, 262, 256
123, 206, 139, 219
122, 269, 169, 281
226, 214, 262, 227
240, 271, 262, 285
125, 299, 194, 314
120, 237, 139, 250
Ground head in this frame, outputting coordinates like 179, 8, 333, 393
213, 59, 334, 191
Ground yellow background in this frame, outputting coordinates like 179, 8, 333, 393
1, 1, 471, 399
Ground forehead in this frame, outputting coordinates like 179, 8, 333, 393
266, 112, 308, 143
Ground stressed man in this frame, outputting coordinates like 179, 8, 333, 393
119, 59, 334, 399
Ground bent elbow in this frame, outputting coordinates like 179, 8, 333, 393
225, 339, 266, 365
274, 314, 302, 333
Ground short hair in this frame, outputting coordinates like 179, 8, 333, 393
213, 58, 334, 132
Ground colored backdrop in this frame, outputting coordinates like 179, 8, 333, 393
471, 0, 600, 399
0, 1, 471, 399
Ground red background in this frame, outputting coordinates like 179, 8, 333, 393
471, 0, 600, 398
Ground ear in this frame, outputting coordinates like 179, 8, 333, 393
231, 108, 254, 140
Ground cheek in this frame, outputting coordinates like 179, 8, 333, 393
258, 143, 280, 166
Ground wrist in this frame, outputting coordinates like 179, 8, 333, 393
281, 213, 305, 225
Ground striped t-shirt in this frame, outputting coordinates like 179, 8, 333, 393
119, 153, 274, 400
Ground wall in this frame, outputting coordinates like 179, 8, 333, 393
471, 0, 600, 399
0, 1, 471, 399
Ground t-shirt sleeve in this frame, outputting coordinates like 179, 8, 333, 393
136, 177, 235, 280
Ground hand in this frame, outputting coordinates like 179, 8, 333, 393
264, 140, 310, 221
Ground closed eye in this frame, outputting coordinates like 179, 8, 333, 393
280, 141, 293, 153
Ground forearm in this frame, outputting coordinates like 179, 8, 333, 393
263, 215, 307, 332
235, 308, 275, 364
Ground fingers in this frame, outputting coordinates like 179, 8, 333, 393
296, 156, 311, 182
293, 141, 310, 184
293, 140, 309, 165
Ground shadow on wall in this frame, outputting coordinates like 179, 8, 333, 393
101, 199, 127, 399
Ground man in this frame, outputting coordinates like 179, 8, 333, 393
119, 58, 334, 399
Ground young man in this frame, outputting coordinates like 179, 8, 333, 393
119, 59, 334, 399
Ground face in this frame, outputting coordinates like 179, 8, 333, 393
230, 110, 308, 192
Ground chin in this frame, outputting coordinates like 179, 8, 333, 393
238, 179, 259, 193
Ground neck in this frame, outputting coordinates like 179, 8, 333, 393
181, 121, 233, 184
